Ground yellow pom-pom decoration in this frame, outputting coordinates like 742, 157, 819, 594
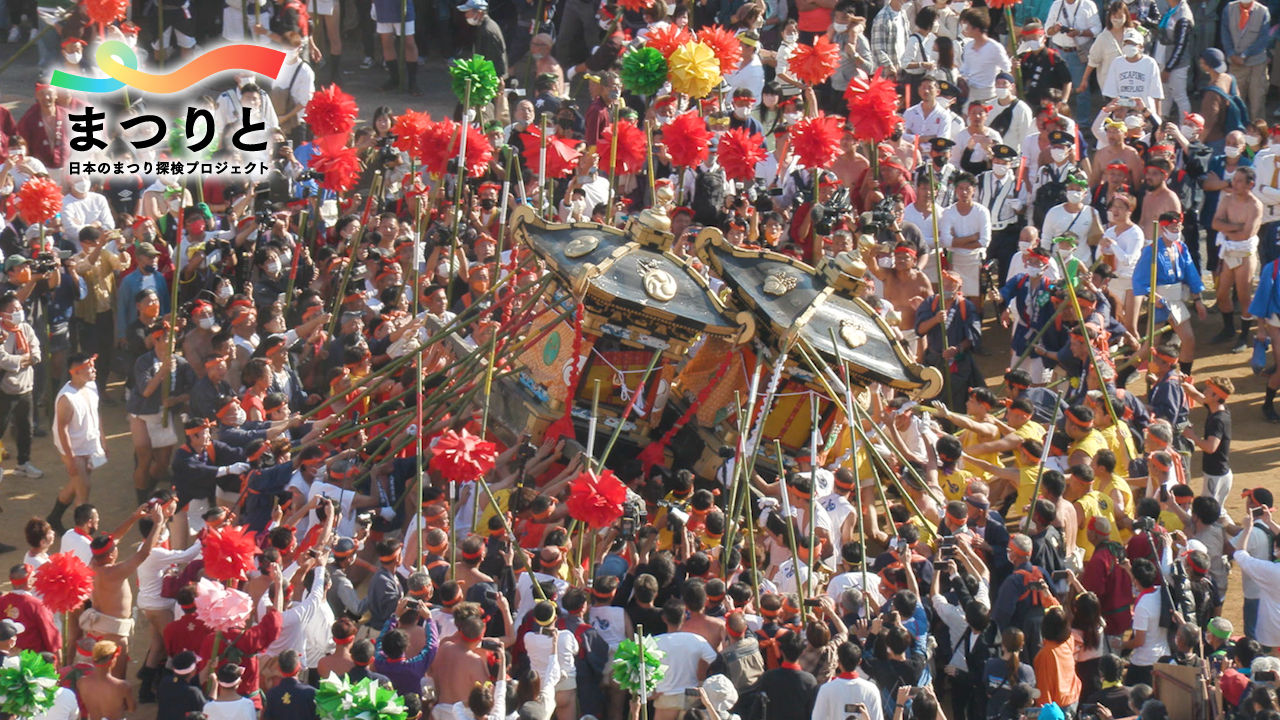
667, 41, 722, 99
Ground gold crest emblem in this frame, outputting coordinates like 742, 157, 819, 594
564, 235, 600, 258
762, 271, 799, 296
637, 258, 678, 302
839, 319, 868, 349
4, 606, 17, 620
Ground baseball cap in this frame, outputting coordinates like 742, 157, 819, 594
457, 0, 488, 10
136, 241, 160, 257
1122, 28, 1144, 45
3, 256, 30, 273
1201, 48, 1227, 73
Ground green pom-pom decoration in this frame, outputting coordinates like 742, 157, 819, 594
0, 650, 60, 718
620, 47, 668, 96
611, 636, 666, 695
168, 115, 221, 161
450, 56, 501, 108
316, 673, 407, 720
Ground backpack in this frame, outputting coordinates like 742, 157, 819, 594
1033, 172, 1068, 228
1205, 79, 1250, 135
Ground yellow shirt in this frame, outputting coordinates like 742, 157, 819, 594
939, 467, 967, 503
1159, 509, 1186, 534
477, 487, 513, 534
1099, 423, 1137, 469
1075, 489, 1111, 560
1098, 475, 1134, 543
960, 426, 1003, 485
1069, 429, 1109, 462
1013, 420, 1047, 442
1007, 460, 1041, 522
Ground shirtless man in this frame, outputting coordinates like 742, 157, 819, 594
874, 245, 934, 342
1212, 167, 1264, 353
679, 581, 725, 651
454, 536, 494, 591
1137, 158, 1182, 237
78, 641, 135, 720
316, 617, 357, 679
430, 602, 494, 720
84, 504, 165, 678
1088, 119, 1144, 186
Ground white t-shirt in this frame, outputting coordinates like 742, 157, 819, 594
60, 529, 93, 565
814, 676, 886, 720
653, 631, 717, 695
1101, 56, 1164, 111
1129, 590, 1168, 666
958, 38, 1011, 94
1100, 223, 1146, 278
307, 480, 358, 537
903, 103, 960, 142
31, 687, 79, 720
203, 697, 257, 720
939, 203, 992, 250
1041, 203, 1101, 254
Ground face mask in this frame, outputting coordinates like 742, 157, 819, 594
468, 14, 484, 25
1018, 39, 1043, 53
1179, 124, 1196, 139
950, 1, 966, 10
657, 114, 673, 126
959, 22, 971, 34
992, 164, 1010, 178
1050, 147, 1069, 163
1027, 265, 1044, 277
1065, 189, 1086, 204
1124, 45, 1141, 58
531, 52, 545, 60
168, 198, 181, 212
229, 407, 247, 426
597, 17, 610, 29
1225, 146, 1241, 158
65, 51, 82, 64
217, 284, 232, 300
265, 260, 281, 275
71, 178, 90, 194
995, 86, 1011, 100
937, 97, 954, 110
198, 317, 215, 330
1057, 246, 1075, 258
1245, 134, 1261, 146
784, 112, 802, 124
480, 198, 496, 209
1019, 240, 1034, 251
733, 106, 749, 119
665, 1, 676, 11
1163, 230, 1182, 242
5, 309, 24, 326
832, 22, 849, 32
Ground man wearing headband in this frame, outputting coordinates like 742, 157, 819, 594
0, 564, 58, 655
155, 649, 206, 718
47, 353, 107, 533
126, 320, 191, 504
938, 173, 991, 304
870, 242, 933, 345
264, 649, 317, 720
1210, 166, 1264, 353
1178, 377, 1234, 502
1145, 344, 1190, 432
651, 599, 718, 720
1091, 119, 1143, 186
81, 503, 166, 677
915, 270, 984, 410
998, 248, 1057, 380
363, 539, 405, 635
1133, 211, 1206, 374
76, 640, 135, 720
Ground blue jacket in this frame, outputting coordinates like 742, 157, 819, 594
116, 269, 169, 341
1249, 258, 1280, 320
1132, 239, 1204, 298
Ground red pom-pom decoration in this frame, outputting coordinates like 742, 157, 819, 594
419, 120, 494, 178
202, 525, 261, 583
789, 114, 846, 170
696, 25, 743, 76
789, 36, 841, 86
305, 84, 360, 139
617, 0, 653, 11
429, 428, 498, 483
645, 24, 692, 59
717, 127, 768, 182
566, 469, 628, 528
14, 176, 62, 225
597, 119, 647, 175
663, 112, 711, 168
844, 70, 903, 144
31, 552, 94, 614
521, 125, 582, 179
84, 0, 129, 27
310, 145, 362, 193
391, 109, 432, 164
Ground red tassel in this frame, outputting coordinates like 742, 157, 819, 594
597, 119, 647, 175
305, 84, 360, 139
566, 469, 628, 528
392, 109, 432, 165
663, 112, 711, 168
697, 25, 743, 75
844, 70, 903, 144
789, 114, 846, 170
646, 24, 692, 59
717, 127, 769, 182
789, 36, 841, 87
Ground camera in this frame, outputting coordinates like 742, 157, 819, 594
255, 208, 275, 232
516, 441, 538, 462
810, 186, 852, 236
859, 197, 898, 235
356, 512, 373, 530
31, 250, 71, 273
1132, 516, 1156, 532
481, 638, 503, 650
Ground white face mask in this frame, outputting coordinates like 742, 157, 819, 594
833, 22, 849, 32
1065, 189, 1086, 204
1245, 134, 1261, 146
1225, 146, 1242, 158
1050, 147, 1069, 163
995, 86, 1011, 100
783, 32, 798, 43
71, 178, 90, 194
1163, 230, 1182, 242
5, 309, 24, 325
1027, 264, 1044, 276
784, 112, 802, 124
992, 164, 1010, 178
217, 284, 232, 300
1124, 45, 1141, 58
468, 14, 484, 25
198, 317, 215, 330
65, 51, 82, 64
597, 16, 610, 29
1057, 246, 1075, 257
168, 198, 181, 212
733, 106, 749, 119
665, 1, 676, 12
1019, 240, 1035, 251
1179, 124, 1197, 139
265, 260, 281, 275
1017, 39, 1043, 53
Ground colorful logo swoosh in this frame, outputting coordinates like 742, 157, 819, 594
50, 41, 286, 94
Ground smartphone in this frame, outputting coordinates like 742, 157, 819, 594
1052, 570, 1070, 582
940, 536, 957, 548
1159, 485, 1170, 502
484, 588, 499, 603
939, 546, 957, 559
804, 598, 822, 608
620, 517, 636, 540
1256, 671, 1278, 684
481, 638, 502, 651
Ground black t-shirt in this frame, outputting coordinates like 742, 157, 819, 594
1202, 409, 1231, 475
1019, 49, 1073, 106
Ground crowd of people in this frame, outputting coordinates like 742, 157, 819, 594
2, 0, 1280, 720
